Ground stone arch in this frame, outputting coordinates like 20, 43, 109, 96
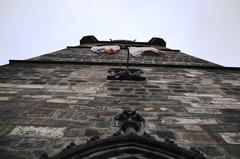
51, 134, 205, 159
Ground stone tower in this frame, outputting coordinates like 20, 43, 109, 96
0, 36, 239, 159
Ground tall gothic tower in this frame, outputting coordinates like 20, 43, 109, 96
0, 36, 239, 159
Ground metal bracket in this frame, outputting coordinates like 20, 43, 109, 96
107, 47, 146, 81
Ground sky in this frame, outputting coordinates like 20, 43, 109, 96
0, 0, 240, 67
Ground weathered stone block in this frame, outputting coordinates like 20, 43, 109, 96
219, 133, 240, 144
9, 126, 66, 138
22, 109, 56, 118
16, 84, 45, 89
46, 98, 78, 104
160, 117, 218, 125
183, 124, 202, 131
84, 128, 99, 136
186, 108, 221, 114
0, 97, 10, 101
184, 93, 223, 98
176, 132, 216, 144
0, 83, 16, 88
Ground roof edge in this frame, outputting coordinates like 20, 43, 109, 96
8, 60, 240, 71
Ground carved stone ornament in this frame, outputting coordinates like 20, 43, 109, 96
107, 68, 146, 81
114, 109, 145, 135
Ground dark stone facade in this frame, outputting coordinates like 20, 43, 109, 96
29, 46, 218, 67
0, 37, 239, 159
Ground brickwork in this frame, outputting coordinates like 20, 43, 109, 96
0, 62, 239, 158
30, 47, 219, 67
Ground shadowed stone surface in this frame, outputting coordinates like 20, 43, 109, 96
0, 38, 239, 158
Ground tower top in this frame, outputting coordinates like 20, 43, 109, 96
80, 35, 166, 47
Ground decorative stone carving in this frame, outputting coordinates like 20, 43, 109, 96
114, 109, 145, 135
107, 68, 146, 81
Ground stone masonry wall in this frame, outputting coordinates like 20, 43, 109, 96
0, 63, 239, 159
29, 47, 219, 67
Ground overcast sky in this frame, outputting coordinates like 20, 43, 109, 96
0, 0, 240, 66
